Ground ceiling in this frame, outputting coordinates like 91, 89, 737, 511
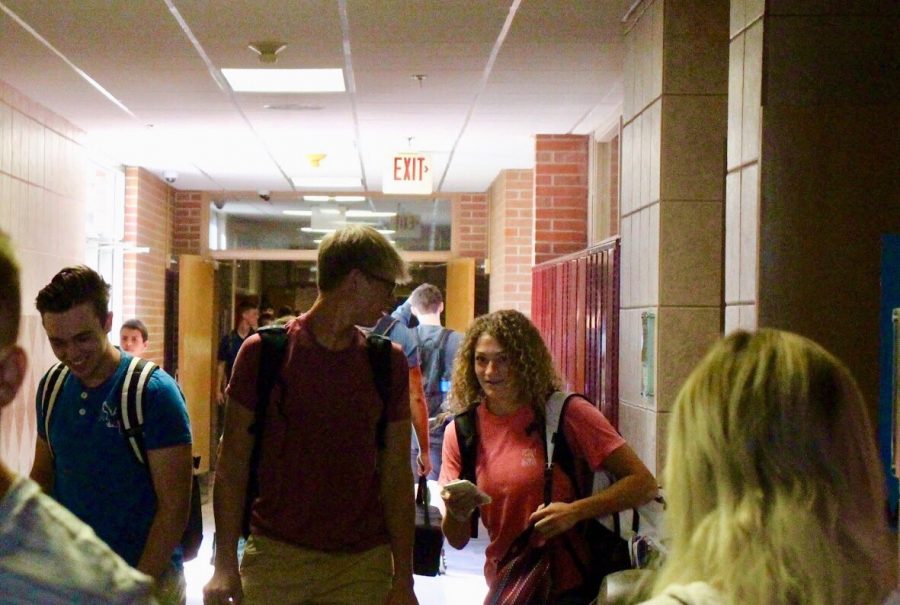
0, 1, 628, 197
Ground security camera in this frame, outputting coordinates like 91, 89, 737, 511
213, 198, 226, 210
258, 189, 271, 202
163, 170, 178, 184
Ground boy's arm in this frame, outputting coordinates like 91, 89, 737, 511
138, 443, 192, 578
29, 437, 54, 492
377, 419, 419, 605
203, 397, 255, 604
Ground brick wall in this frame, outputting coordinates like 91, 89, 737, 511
452, 192, 488, 258
173, 190, 208, 256
534, 134, 589, 265
123, 167, 173, 366
488, 169, 534, 314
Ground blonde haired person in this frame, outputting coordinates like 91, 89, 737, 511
640, 329, 898, 605
205, 225, 418, 605
440, 309, 656, 604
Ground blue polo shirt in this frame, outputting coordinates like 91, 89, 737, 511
36, 352, 192, 568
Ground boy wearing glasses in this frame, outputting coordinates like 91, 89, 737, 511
205, 225, 419, 605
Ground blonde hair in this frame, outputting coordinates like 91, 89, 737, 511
653, 329, 895, 605
316, 224, 408, 292
450, 309, 561, 420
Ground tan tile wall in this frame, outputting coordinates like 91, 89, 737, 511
724, 5, 764, 334
619, 0, 728, 475
755, 4, 900, 414
488, 169, 533, 314
0, 80, 88, 474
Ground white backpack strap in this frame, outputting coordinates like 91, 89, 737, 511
39, 362, 70, 459
544, 391, 570, 470
120, 357, 158, 466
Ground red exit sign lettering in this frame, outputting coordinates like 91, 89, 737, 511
383, 153, 433, 194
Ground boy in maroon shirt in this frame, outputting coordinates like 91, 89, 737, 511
204, 225, 418, 605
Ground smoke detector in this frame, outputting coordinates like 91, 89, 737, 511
248, 41, 287, 64
306, 153, 327, 168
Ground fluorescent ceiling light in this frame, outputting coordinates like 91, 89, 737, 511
292, 176, 362, 188
283, 210, 312, 216
317, 208, 342, 215
346, 210, 397, 218
303, 226, 395, 236
302, 195, 367, 203
222, 68, 345, 93
301, 227, 338, 234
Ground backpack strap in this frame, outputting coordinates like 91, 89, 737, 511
38, 362, 70, 460
250, 326, 289, 443
120, 357, 159, 466
435, 328, 451, 384
453, 407, 481, 537
542, 391, 571, 505
242, 325, 289, 537
372, 315, 400, 338
549, 391, 628, 583
365, 332, 392, 449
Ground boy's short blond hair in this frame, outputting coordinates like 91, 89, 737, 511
316, 224, 408, 292
0, 231, 20, 348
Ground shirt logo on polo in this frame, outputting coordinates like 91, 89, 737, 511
100, 402, 121, 429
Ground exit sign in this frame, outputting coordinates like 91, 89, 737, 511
383, 152, 433, 194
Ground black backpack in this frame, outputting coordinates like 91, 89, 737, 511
38, 358, 204, 562
415, 326, 452, 418
242, 325, 393, 537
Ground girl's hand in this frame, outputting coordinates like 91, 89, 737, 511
529, 501, 580, 539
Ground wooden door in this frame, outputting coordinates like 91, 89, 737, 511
177, 255, 215, 473
445, 257, 475, 332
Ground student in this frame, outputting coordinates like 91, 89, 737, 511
215, 301, 259, 443
204, 225, 418, 605
120, 318, 149, 356
371, 307, 432, 479
216, 302, 259, 407
440, 310, 656, 604
639, 329, 898, 605
392, 283, 462, 479
31, 265, 193, 604
0, 232, 155, 603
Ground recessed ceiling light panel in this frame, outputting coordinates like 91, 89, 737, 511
222, 68, 346, 93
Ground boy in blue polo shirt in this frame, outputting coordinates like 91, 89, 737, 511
32, 265, 193, 604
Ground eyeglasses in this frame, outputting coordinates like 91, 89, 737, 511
362, 271, 397, 296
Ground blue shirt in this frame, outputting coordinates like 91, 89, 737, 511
36, 352, 192, 568
373, 306, 420, 369
218, 329, 252, 379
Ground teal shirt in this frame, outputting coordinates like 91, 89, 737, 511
36, 352, 192, 568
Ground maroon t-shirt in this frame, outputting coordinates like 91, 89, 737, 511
227, 315, 410, 552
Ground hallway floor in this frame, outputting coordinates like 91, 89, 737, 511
184, 480, 489, 604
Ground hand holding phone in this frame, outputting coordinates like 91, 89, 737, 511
440, 479, 492, 521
